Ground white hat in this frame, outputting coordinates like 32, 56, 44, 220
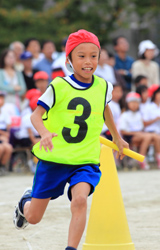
138, 40, 159, 57
126, 92, 141, 103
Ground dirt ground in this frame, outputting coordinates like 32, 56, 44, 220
0, 168, 160, 250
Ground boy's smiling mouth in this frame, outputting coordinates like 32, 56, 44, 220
82, 67, 93, 71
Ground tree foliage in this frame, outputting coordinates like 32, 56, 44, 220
0, 0, 159, 52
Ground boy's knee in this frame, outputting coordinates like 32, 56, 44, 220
26, 213, 42, 225
71, 195, 87, 211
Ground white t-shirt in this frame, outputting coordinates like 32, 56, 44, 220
38, 75, 113, 110
15, 109, 39, 139
139, 102, 159, 132
119, 110, 144, 132
101, 100, 121, 133
94, 64, 116, 84
51, 52, 70, 76
0, 107, 11, 130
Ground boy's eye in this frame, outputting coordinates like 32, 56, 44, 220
79, 55, 84, 58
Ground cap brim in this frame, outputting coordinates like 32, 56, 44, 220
65, 62, 74, 73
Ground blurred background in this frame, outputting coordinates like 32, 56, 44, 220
0, 0, 160, 57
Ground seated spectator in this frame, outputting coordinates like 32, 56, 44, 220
113, 36, 134, 91
131, 40, 159, 86
119, 92, 160, 169
9, 41, 25, 71
33, 71, 49, 94
101, 84, 123, 140
134, 75, 148, 88
146, 84, 160, 135
10, 90, 41, 149
0, 49, 26, 110
33, 40, 56, 82
20, 51, 36, 90
0, 91, 13, 174
136, 84, 160, 163
52, 37, 70, 79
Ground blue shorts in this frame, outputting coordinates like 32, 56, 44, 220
31, 161, 101, 201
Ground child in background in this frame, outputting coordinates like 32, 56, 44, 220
13, 29, 128, 250
0, 91, 13, 174
11, 89, 41, 148
134, 75, 148, 88
33, 71, 49, 94
148, 85, 160, 135
136, 84, 160, 133
101, 84, 123, 140
119, 92, 160, 169
136, 84, 160, 163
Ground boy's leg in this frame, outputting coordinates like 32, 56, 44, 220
67, 182, 91, 249
0, 143, 13, 165
13, 187, 50, 229
24, 197, 50, 224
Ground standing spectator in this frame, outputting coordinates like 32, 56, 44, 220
113, 36, 134, 91
131, 40, 159, 86
33, 40, 56, 82
20, 51, 36, 90
52, 37, 70, 79
9, 41, 25, 71
0, 91, 13, 175
94, 48, 117, 84
94, 48, 125, 89
0, 49, 26, 109
24, 38, 44, 67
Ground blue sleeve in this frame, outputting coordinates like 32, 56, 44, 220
37, 100, 50, 112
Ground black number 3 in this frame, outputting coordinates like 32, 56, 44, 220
62, 97, 91, 143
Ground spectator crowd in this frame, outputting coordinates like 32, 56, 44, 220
0, 35, 160, 175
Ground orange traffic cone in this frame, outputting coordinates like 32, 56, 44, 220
83, 145, 135, 250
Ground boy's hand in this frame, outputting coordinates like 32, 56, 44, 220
39, 131, 58, 152
113, 137, 129, 160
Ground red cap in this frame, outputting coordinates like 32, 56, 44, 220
148, 84, 160, 97
65, 29, 101, 58
33, 71, 49, 81
126, 92, 141, 103
25, 89, 41, 101
29, 96, 40, 110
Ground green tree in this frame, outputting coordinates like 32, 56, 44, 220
0, 0, 45, 11
0, 0, 159, 52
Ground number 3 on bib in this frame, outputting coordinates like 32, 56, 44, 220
62, 97, 91, 143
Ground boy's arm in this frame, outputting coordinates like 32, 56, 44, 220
104, 104, 129, 159
30, 105, 57, 152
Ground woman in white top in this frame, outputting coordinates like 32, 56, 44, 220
131, 40, 159, 86
0, 49, 26, 110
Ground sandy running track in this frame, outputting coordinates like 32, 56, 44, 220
0, 169, 160, 250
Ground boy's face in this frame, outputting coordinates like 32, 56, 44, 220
67, 43, 99, 83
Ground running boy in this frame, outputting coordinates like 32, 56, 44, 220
13, 29, 128, 250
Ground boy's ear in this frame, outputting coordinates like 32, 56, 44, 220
66, 57, 69, 64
